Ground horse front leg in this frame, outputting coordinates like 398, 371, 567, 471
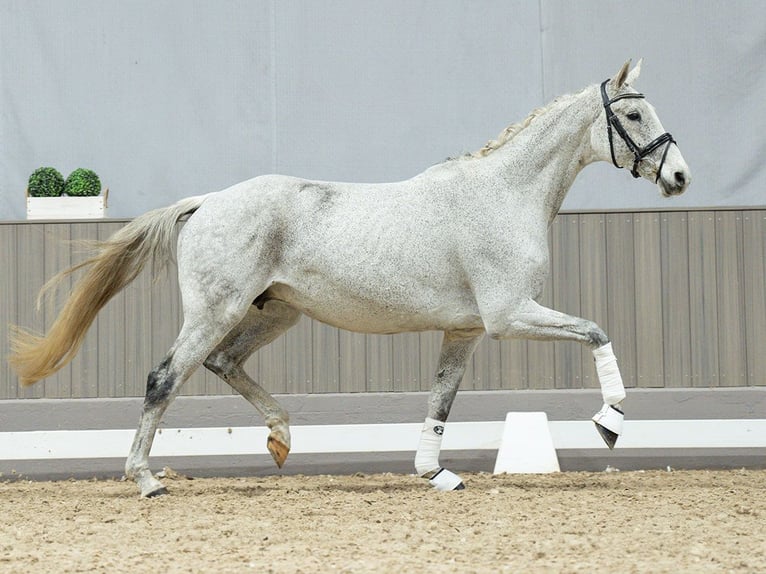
484, 298, 626, 448
416, 329, 483, 491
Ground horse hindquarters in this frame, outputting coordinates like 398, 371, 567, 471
126, 216, 282, 496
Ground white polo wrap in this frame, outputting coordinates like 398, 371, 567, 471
593, 342, 626, 406
414, 417, 444, 477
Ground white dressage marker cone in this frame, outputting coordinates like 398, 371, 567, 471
493, 412, 560, 474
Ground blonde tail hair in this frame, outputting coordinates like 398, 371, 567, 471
8, 195, 208, 386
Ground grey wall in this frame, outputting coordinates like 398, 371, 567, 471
1, 1, 764, 221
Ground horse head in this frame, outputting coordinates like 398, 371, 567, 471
591, 59, 691, 197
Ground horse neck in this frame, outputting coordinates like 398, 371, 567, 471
482, 85, 601, 224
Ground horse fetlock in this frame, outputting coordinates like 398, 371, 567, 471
586, 327, 609, 349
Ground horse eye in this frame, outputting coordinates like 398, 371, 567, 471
627, 111, 641, 121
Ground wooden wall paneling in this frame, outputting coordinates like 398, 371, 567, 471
471, 336, 503, 391
123, 264, 154, 397
67, 223, 99, 398
633, 213, 665, 387
0, 225, 18, 399
605, 213, 637, 389
501, 340, 529, 390
715, 212, 748, 387
392, 332, 421, 391
312, 322, 341, 393
418, 331, 443, 392
552, 214, 583, 389
255, 312, 289, 396
283, 315, 312, 394
577, 214, 608, 390
40, 223, 73, 398
742, 211, 766, 386
96, 222, 127, 397
14, 224, 47, 399
660, 212, 692, 388
5, 210, 765, 399
339, 330, 366, 393
687, 212, 720, 387
365, 333, 394, 392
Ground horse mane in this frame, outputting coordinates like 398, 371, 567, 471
468, 86, 590, 159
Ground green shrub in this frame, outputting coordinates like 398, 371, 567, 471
28, 167, 65, 197
64, 168, 101, 196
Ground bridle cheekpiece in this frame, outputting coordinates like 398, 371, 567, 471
600, 79, 675, 182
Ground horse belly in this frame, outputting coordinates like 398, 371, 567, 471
270, 284, 483, 335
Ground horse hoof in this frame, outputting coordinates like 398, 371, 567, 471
267, 436, 290, 469
428, 468, 465, 491
592, 403, 624, 450
594, 422, 619, 450
143, 486, 169, 498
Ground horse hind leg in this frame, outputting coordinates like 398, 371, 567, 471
203, 301, 301, 468
125, 304, 253, 497
415, 329, 483, 491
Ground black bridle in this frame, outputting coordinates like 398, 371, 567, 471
600, 79, 675, 182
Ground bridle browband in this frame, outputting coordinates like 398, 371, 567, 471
600, 79, 676, 182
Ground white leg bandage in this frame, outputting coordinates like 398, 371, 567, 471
414, 418, 465, 491
593, 342, 626, 406
415, 418, 444, 477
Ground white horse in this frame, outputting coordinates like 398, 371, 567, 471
10, 60, 690, 496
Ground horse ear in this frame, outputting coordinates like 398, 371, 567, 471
625, 58, 642, 85
612, 60, 631, 89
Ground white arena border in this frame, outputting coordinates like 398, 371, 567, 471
1, 418, 765, 464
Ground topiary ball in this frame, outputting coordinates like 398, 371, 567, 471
28, 167, 65, 197
64, 168, 101, 197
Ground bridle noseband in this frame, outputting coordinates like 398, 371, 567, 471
600, 79, 676, 182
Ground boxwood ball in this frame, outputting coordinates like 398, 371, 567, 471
65, 168, 101, 197
28, 167, 65, 197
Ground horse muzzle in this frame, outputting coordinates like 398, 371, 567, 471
658, 166, 691, 197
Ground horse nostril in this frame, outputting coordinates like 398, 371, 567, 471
674, 171, 686, 186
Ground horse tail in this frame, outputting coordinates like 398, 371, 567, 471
8, 194, 209, 386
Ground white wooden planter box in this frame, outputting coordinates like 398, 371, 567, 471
26, 189, 108, 220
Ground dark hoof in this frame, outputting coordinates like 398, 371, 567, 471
594, 422, 619, 450
453, 482, 465, 491
145, 486, 169, 498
